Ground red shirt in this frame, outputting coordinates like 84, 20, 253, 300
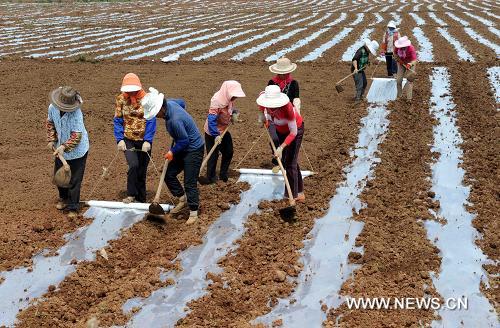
259, 102, 303, 145
397, 45, 417, 64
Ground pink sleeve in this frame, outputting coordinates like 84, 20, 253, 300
283, 103, 298, 145
409, 46, 417, 62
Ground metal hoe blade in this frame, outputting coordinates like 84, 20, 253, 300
148, 202, 165, 216
279, 205, 296, 223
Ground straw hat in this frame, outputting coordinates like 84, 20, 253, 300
364, 39, 379, 56
256, 85, 289, 108
395, 36, 411, 48
387, 20, 397, 29
269, 57, 297, 74
142, 87, 165, 120
121, 73, 142, 92
50, 86, 82, 112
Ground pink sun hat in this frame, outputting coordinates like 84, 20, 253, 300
395, 36, 411, 48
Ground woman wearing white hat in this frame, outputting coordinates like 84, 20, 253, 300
46, 86, 89, 218
380, 20, 399, 77
257, 85, 305, 202
351, 39, 379, 103
393, 36, 417, 102
113, 73, 157, 204
267, 57, 301, 170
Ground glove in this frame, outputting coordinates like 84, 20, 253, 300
353, 68, 359, 74
117, 140, 126, 151
215, 135, 222, 145
405, 63, 412, 70
47, 141, 56, 151
164, 151, 174, 161
142, 141, 151, 152
231, 111, 240, 124
257, 112, 265, 125
380, 52, 385, 57
274, 145, 284, 159
264, 120, 270, 128
53, 145, 65, 156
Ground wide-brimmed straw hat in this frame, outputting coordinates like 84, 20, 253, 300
142, 87, 165, 120
364, 39, 379, 56
121, 73, 142, 92
256, 85, 289, 108
269, 57, 297, 74
50, 86, 82, 112
387, 20, 397, 29
395, 36, 411, 48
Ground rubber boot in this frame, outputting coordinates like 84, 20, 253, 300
170, 195, 187, 214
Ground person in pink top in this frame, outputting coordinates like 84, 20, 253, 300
257, 85, 305, 202
199, 80, 245, 185
394, 36, 418, 102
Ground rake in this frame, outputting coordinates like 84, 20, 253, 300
335, 66, 366, 93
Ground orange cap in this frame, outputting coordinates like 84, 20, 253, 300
121, 73, 142, 92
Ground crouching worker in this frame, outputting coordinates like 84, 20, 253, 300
257, 85, 305, 202
114, 73, 156, 204
394, 36, 417, 102
143, 92, 204, 225
199, 80, 245, 185
351, 39, 379, 104
47, 86, 89, 218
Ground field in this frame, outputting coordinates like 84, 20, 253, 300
0, 0, 498, 327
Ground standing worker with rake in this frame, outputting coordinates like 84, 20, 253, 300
351, 39, 379, 104
257, 85, 305, 203
46, 86, 89, 218
145, 94, 204, 225
394, 36, 417, 103
114, 73, 157, 204
198, 80, 246, 185
266, 57, 301, 172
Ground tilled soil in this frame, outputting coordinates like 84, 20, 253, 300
327, 64, 442, 327
448, 63, 499, 313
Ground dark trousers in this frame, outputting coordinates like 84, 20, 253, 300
204, 132, 233, 182
54, 152, 87, 211
165, 146, 204, 211
385, 52, 397, 76
124, 139, 150, 203
269, 123, 281, 165
353, 71, 367, 101
277, 123, 304, 198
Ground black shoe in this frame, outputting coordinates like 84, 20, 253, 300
198, 176, 216, 185
220, 175, 228, 182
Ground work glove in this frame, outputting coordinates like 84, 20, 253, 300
142, 141, 151, 152
215, 135, 222, 145
164, 150, 174, 161
353, 68, 359, 74
274, 145, 284, 159
380, 52, 385, 57
231, 110, 240, 124
53, 145, 65, 156
405, 63, 412, 70
47, 141, 56, 151
117, 140, 126, 152
257, 112, 265, 125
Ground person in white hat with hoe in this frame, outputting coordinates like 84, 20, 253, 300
351, 39, 379, 104
380, 20, 400, 77
394, 36, 417, 103
143, 90, 205, 225
46, 86, 89, 218
267, 57, 301, 172
114, 73, 157, 204
257, 85, 305, 202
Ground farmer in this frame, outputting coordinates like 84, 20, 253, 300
143, 91, 204, 225
257, 85, 305, 202
199, 80, 246, 185
114, 73, 156, 204
394, 36, 417, 102
267, 57, 301, 171
380, 20, 399, 77
351, 39, 379, 103
46, 86, 89, 218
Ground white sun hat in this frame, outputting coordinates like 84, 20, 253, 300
395, 36, 411, 48
387, 20, 397, 29
364, 39, 379, 56
142, 87, 164, 120
269, 57, 297, 74
256, 85, 289, 108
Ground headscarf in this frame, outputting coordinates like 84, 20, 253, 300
210, 80, 246, 109
272, 73, 293, 91
122, 89, 146, 108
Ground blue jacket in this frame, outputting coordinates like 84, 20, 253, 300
164, 99, 204, 154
